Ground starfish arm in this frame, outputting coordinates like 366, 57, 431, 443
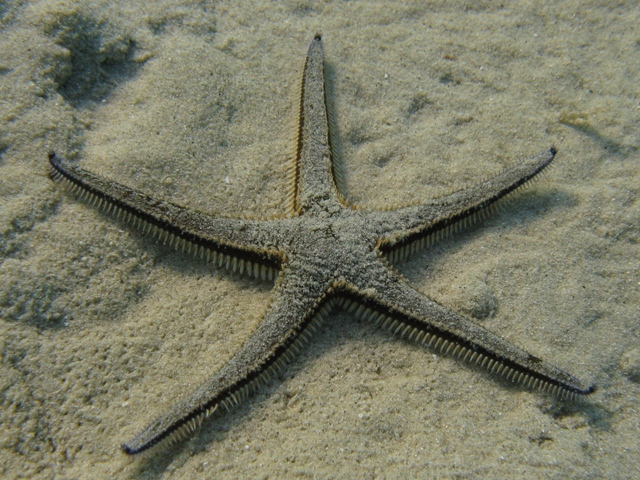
121, 261, 336, 455
343, 261, 594, 400
48, 152, 282, 280
371, 148, 556, 263
290, 35, 344, 213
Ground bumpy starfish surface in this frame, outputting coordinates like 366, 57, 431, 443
48, 35, 594, 455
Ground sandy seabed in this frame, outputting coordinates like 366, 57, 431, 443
1, 1, 638, 478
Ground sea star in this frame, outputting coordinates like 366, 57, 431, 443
48, 35, 594, 455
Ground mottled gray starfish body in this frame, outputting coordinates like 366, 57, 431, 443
48, 35, 594, 455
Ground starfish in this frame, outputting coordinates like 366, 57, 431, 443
48, 35, 595, 455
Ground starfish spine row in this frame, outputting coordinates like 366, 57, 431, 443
380, 150, 556, 264
48, 154, 279, 282
122, 295, 336, 454
338, 295, 583, 402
